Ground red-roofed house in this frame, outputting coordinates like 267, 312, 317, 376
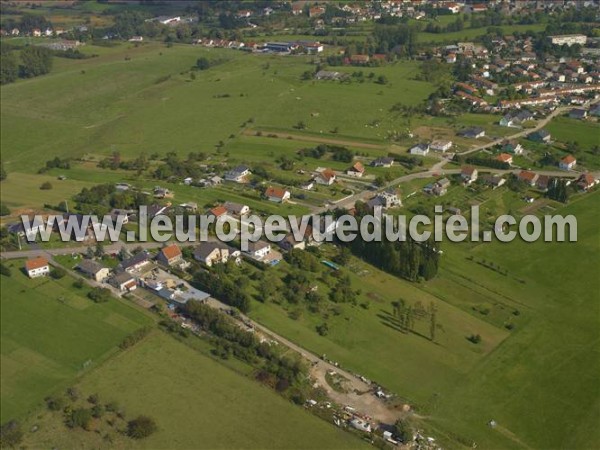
265, 186, 291, 203
25, 257, 50, 278
346, 162, 365, 178
518, 170, 539, 186
577, 173, 598, 191
315, 169, 336, 185
559, 155, 576, 171
209, 206, 228, 219
496, 153, 513, 165
461, 166, 478, 184
157, 243, 183, 266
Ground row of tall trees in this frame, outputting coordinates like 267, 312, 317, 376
344, 204, 440, 282
1, 44, 53, 85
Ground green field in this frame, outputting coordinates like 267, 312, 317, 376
247, 191, 600, 449
417, 23, 547, 43
0, 261, 153, 422
21, 331, 368, 449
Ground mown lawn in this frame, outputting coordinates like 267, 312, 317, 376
21, 332, 368, 450
0, 262, 153, 422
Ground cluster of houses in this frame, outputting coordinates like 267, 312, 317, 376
193, 38, 323, 54
443, 31, 600, 113
409, 140, 454, 155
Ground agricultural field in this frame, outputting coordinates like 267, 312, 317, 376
416, 23, 547, 44
0, 261, 153, 422
20, 331, 368, 450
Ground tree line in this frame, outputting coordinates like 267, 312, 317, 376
343, 204, 440, 282
1, 44, 53, 85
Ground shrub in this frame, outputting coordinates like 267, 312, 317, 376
67, 408, 93, 430
88, 287, 111, 303
50, 267, 66, 279
0, 421, 23, 448
40, 181, 53, 190
0, 264, 11, 277
127, 416, 157, 439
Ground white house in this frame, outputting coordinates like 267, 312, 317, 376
559, 155, 577, 170
194, 242, 230, 267
461, 166, 478, 184
315, 169, 336, 185
346, 162, 365, 177
77, 259, 110, 282
246, 240, 271, 260
265, 186, 291, 203
25, 257, 50, 278
409, 143, 430, 156
430, 140, 453, 152
224, 165, 251, 183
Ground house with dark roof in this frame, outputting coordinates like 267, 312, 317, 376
461, 166, 478, 184
568, 108, 587, 120
111, 272, 137, 292
276, 233, 306, 251
224, 165, 251, 183
528, 129, 551, 143
118, 251, 152, 274
458, 127, 486, 139
194, 242, 230, 267
223, 202, 250, 216
77, 259, 110, 282
371, 157, 394, 168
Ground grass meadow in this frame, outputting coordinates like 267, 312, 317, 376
247, 191, 600, 449
0, 261, 153, 422
21, 331, 368, 450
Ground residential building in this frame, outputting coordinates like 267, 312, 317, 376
577, 173, 599, 191
224, 201, 250, 216
559, 155, 577, 170
496, 153, 513, 165
209, 205, 228, 219
315, 169, 336, 185
430, 140, 453, 152
277, 233, 306, 251
224, 165, 251, 183
569, 108, 587, 120
25, 257, 50, 278
265, 186, 291, 203
77, 259, 110, 282
549, 34, 587, 46
458, 127, 486, 139
502, 140, 524, 155
528, 129, 551, 143
481, 174, 506, 189
194, 242, 230, 267
118, 251, 152, 274
111, 272, 137, 292
246, 240, 271, 260
518, 170, 539, 186
409, 143, 430, 156
346, 162, 365, 177
157, 243, 183, 266
371, 157, 394, 168
461, 166, 478, 184
366, 189, 402, 209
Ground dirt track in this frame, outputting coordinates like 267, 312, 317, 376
243, 129, 387, 150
